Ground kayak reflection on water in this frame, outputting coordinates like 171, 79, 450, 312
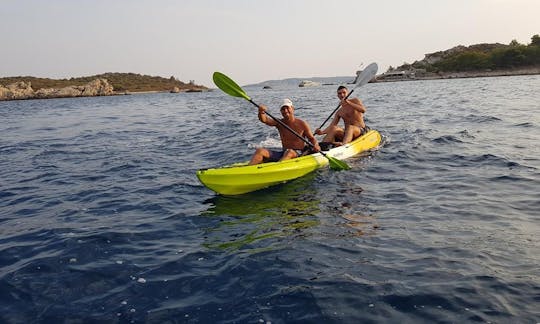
200, 173, 320, 252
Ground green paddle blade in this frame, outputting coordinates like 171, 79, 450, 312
327, 155, 351, 171
213, 72, 251, 101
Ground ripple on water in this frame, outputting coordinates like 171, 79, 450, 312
1, 77, 539, 322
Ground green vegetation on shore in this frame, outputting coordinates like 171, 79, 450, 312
394, 34, 540, 73
0, 73, 207, 92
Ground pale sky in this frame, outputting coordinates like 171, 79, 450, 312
2, 0, 539, 87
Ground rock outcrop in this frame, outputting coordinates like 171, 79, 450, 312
0, 81, 35, 100
0, 79, 114, 101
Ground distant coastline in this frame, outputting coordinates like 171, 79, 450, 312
374, 66, 540, 83
0, 73, 208, 101
2, 34, 538, 100
247, 66, 540, 89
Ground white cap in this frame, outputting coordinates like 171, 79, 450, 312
281, 98, 293, 108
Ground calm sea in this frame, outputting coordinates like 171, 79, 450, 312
1, 75, 539, 323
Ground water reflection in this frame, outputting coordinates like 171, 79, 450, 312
201, 173, 321, 252
341, 213, 380, 236
317, 182, 381, 237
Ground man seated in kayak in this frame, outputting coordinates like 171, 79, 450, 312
315, 85, 368, 149
249, 98, 321, 165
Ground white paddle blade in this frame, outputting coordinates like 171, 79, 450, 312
354, 62, 378, 88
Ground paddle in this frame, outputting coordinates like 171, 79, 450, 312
213, 72, 350, 171
317, 62, 378, 131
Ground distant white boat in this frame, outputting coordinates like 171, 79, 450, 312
298, 80, 320, 87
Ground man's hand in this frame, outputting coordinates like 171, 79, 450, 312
258, 105, 267, 114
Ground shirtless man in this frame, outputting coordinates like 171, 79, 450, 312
249, 98, 321, 165
315, 85, 367, 147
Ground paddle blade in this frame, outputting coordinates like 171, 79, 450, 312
213, 72, 251, 101
327, 156, 351, 171
353, 62, 378, 89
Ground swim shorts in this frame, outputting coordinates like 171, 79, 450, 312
267, 148, 305, 162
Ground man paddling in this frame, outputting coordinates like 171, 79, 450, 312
249, 98, 321, 165
315, 85, 368, 148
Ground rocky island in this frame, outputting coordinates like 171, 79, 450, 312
376, 34, 540, 82
0, 73, 208, 101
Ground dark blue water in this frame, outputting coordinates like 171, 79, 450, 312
1, 75, 539, 323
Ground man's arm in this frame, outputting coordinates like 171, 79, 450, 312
258, 105, 277, 126
302, 120, 321, 152
343, 98, 366, 113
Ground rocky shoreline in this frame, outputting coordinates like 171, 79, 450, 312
0, 79, 115, 101
0, 78, 207, 101
2, 67, 538, 101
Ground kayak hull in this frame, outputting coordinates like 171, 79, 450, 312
197, 129, 381, 195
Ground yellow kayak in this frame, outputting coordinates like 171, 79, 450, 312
197, 129, 382, 195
